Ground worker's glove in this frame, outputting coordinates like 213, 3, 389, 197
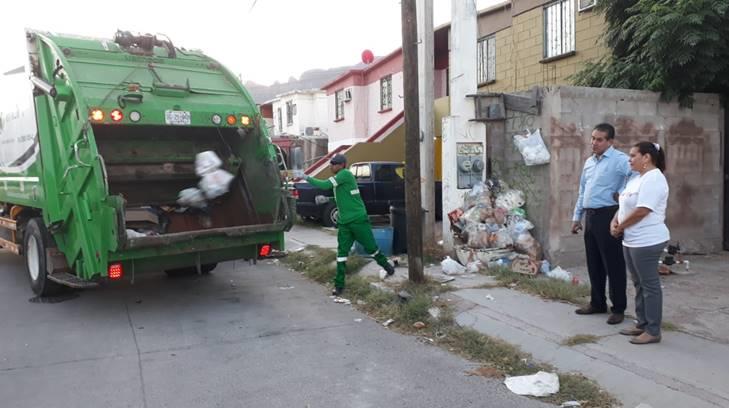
315, 195, 330, 205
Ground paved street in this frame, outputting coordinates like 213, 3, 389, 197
0, 250, 547, 408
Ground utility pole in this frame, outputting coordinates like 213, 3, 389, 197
417, 0, 435, 246
402, 0, 424, 283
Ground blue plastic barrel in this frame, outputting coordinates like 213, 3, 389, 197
353, 226, 393, 257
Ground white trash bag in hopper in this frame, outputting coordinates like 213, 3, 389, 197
513, 129, 550, 166
199, 169, 235, 199
195, 150, 223, 176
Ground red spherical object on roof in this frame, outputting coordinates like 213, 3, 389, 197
361, 49, 374, 64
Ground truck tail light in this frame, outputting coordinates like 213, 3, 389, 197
108, 263, 123, 280
110, 109, 124, 122
258, 244, 272, 258
240, 115, 251, 126
90, 109, 104, 122
226, 115, 237, 125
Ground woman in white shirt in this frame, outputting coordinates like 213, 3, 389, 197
610, 142, 669, 345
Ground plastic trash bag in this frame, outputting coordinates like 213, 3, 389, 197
505, 371, 559, 397
493, 228, 514, 248
514, 232, 543, 260
441, 256, 467, 275
177, 187, 207, 208
200, 169, 235, 199
495, 189, 525, 211
466, 260, 483, 274
195, 151, 223, 176
463, 182, 492, 210
545, 266, 572, 282
513, 128, 551, 166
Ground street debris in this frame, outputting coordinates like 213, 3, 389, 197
382, 318, 395, 327
354, 318, 363, 323
441, 256, 466, 275
428, 307, 441, 319
436, 275, 456, 283
413, 321, 426, 329
634, 404, 653, 408
485, 294, 495, 301
379, 269, 388, 280
513, 128, 551, 166
504, 371, 560, 397
332, 297, 351, 305
466, 366, 502, 378
544, 266, 572, 282
278, 285, 295, 290
560, 401, 582, 407
398, 290, 412, 302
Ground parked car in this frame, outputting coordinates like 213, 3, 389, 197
295, 161, 442, 227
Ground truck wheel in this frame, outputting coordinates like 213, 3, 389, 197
321, 203, 339, 228
24, 218, 64, 297
165, 263, 217, 277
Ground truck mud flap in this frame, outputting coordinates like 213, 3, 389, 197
123, 221, 289, 250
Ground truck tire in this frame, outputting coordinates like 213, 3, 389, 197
165, 263, 217, 277
321, 202, 339, 228
24, 218, 64, 297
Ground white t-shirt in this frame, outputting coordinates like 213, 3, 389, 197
618, 169, 670, 247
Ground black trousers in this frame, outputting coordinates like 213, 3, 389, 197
584, 206, 626, 313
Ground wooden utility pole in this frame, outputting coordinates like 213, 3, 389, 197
402, 0, 424, 283
417, 0, 435, 246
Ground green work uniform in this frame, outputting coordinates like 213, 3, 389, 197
306, 169, 391, 290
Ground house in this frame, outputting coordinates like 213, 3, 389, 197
267, 89, 328, 138
474, 0, 606, 93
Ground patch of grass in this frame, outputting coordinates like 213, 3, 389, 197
285, 246, 617, 407
661, 321, 681, 332
487, 266, 590, 304
563, 334, 600, 347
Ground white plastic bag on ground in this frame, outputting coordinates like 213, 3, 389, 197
199, 169, 235, 199
466, 260, 482, 273
177, 187, 207, 208
545, 266, 572, 282
504, 371, 559, 397
441, 256, 466, 275
513, 128, 551, 166
195, 151, 223, 176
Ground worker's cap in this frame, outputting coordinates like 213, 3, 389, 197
329, 154, 347, 165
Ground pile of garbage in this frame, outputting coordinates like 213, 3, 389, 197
447, 180, 543, 275
177, 151, 235, 209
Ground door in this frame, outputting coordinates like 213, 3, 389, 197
374, 163, 405, 213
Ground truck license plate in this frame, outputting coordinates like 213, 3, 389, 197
165, 110, 191, 125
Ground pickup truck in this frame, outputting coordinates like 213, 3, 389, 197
295, 161, 442, 227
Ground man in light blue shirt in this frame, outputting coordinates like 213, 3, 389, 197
571, 123, 632, 325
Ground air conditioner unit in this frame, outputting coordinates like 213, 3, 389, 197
343, 89, 352, 102
578, 0, 597, 11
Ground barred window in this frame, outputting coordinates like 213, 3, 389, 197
477, 35, 496, 84
544, 0, 575, 59
380, 75, 392, 111
276, 107, 282, 132
286, 101, 296, 126
335, 89, 344, 120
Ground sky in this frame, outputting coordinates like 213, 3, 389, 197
1, 0, 501, 85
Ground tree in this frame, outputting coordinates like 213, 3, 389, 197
572, 0, 729, 106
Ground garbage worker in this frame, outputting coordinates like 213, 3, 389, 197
304, 154, 395, 295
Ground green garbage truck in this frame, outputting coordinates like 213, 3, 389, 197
0, 30, 295, 296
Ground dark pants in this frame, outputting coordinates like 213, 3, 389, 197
584, 206, 626, 313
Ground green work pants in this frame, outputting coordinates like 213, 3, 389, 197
335, 218, 389, 290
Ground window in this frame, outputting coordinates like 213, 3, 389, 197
352, 164, 371, 180
286, 101, 295, 126
335, 89, 345, 120
380, 75, 392, 111
375, 164, 403, 182
543, 0, 575, 59
477, 35, 496, 84
276, 107, 282, 133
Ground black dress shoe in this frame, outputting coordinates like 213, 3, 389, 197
331, 287, 344, 296
384, 262, 395, 276
575, 305, 608, 315
606, 313, 625, 325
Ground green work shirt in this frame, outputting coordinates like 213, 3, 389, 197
306, 169, 368, 224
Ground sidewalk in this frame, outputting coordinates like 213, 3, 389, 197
285, 225, 729, 407
453, 287, 729, 408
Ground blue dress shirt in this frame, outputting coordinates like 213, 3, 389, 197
572, 146, 632, 221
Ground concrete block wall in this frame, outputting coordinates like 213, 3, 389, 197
541, 86, 724, 266
479, 3, 608, 94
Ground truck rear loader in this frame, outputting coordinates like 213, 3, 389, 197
0, 30, 294, 296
